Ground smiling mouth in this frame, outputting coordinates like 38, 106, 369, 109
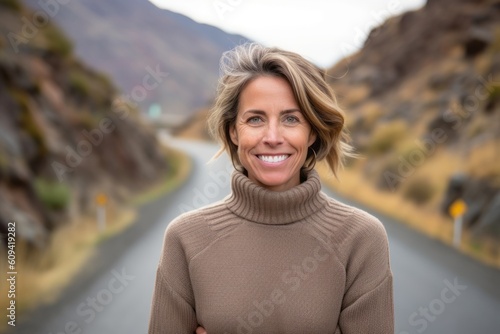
257, 155, 290, 163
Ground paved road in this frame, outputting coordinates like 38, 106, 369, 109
11, 137, 500, 334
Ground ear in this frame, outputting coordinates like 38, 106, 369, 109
308, 130, 317, 147
229, 124, 239, 146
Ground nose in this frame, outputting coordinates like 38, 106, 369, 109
263, 121, 284, 146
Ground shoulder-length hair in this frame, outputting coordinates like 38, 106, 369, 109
208, 43, 353, 177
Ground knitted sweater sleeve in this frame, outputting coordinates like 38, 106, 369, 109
337, 211, 394, 333
148, 218, 197, 334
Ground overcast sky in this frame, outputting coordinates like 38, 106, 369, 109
149, 0, 426, 68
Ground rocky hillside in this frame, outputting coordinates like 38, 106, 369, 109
0, 0, 169, 247
24, 0, 250, 122
327, 0, 499, 239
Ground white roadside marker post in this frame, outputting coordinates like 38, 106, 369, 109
96, 193, 108, 232
449, 199, 467, 248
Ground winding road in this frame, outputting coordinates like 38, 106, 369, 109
10, 136, 500, 334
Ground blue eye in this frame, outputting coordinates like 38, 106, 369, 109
248, 116, 262, 124
284, 115, 299, 123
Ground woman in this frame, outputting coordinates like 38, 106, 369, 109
148, 43, 393, 333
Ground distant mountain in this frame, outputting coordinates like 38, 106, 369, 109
0, 0, 168, 246
327, 0, 499, 237
24, 0, 250, 121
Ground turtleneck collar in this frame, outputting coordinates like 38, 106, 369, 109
225, 169, 327, 225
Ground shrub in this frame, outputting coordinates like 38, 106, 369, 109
17, 93, 48, 156
44, 25, 73, 57
34, 178, 71, 211
367, 120, 408, 155
0, 0, 22, 11
485, 83, 500, 112
403, 177, 436, 205
68, 70, 92, 99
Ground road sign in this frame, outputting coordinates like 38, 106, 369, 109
96, 193, 108, 206
449, 199, 467, 218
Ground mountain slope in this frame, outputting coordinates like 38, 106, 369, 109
24, 0, 250, 121
0, 0, 168, 246
324, 0, 499, 264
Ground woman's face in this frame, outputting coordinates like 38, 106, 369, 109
230, 76, 316, 192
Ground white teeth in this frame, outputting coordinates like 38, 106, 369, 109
258, 155, 289, 163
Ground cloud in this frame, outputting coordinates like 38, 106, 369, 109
149, 0, 425, 68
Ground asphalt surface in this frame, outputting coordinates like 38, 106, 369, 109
9, 137, 500, 334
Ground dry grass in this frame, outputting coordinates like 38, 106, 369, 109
0, 146, 192, 332
466, 139, 500, 185
339, 84, 370, 107
359, 101, 384, 129
0, 206, 136, 331
318, 160, 500, 269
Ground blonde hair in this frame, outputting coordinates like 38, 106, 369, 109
208, 43, 353, 177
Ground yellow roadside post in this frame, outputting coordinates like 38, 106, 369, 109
449, 199, 467, 248
96, 193, 108, 231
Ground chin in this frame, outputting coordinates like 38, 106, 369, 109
253, 172, 295, 191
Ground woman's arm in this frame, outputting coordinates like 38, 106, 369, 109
337, 214, 394, 333
148, 221, 198, 333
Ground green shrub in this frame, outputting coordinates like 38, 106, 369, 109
17, 93, 48, 156
0, 150, 8, 176
95, 72, 114, 91
68, 67, 115, 109
367, 120, 408, 155
44, 25, 73, 57
68, 69, 92, 98
34, 178, 71, 211
74, 111, 99, 129
0, 0, 22, 11
487, 84, 500, 102
403, 177, 436, 205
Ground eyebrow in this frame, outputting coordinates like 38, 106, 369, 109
242, 109, 301, 117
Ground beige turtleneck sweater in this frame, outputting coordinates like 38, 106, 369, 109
148, 169, 393, 333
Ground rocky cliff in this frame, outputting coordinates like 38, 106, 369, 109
327, 0, 500, 237
0, 0, 169, 247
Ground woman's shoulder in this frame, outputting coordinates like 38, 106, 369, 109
162, 200, 232, 261
167, 200, 226, 231
318, 195, 391, 267
321, 194, 388, 241
164, 198, 239, 244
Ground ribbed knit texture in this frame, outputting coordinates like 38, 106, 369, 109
148, 169, 394, 334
